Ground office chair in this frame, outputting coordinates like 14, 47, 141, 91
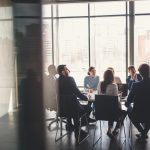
93, 95, 126, 148
55, 94, 89, 144
43, 75, 67, 130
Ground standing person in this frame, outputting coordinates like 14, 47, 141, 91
125, 64, 150, 142
126, 65, 142, 91
57, 65, 96, 141
84, 66, 99, 92
97, 69, 127, 139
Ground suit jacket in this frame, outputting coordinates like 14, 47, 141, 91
126, 73, 142, 90
58, 75, 88, 116
126, 78, 150, 122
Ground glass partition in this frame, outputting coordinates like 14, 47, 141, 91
90, 17, 126, 82
53, 18, 89, 85
42, 1, 127, 85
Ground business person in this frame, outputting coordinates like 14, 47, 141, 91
125, 64, 150, 142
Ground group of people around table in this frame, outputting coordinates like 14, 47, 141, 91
49, 63, 150, 143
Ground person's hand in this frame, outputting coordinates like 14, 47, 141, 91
131, 74, 136, 80
88, 89, 93, 93
87, 93, 91, 100
125, 101, 129, 107
118, 92, 122, 98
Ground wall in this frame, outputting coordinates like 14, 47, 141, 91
0, 0, 16, 117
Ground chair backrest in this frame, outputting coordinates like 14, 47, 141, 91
58, 94, 79, 118
43, 74, 57, 111
117, 83, 128, 97
95, 95, 119, 121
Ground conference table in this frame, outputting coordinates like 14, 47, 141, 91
79, 91, 127, 111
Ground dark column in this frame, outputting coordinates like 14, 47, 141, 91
13, 1, 46, 150
129, 1, 135, 65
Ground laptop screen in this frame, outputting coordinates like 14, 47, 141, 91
117, 83, 128, 97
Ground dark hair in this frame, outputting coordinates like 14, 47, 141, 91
138, 63, 150, 78
57, 65, 66, 75
101, 70, 114, 93
87, 66, 95, 75
128, 65, 135, 71
107, 67, 114, 73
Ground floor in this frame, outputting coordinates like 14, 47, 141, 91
0, 111, 150, 150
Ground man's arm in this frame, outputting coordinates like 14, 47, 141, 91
126, 76, 134, 91
69, 77, 88, 100
125, 82, 136, 107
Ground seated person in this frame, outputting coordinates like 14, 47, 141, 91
126, 65, 142, 91
125, 64, 150, 142
84, 66, 99, 92
97, 69, 127, 139
43, 65, 57, 111
57, 65, 96, 141
107, 67, 122, 84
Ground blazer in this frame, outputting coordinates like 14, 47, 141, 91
58, 75, 88, 116
126, 73, 142, 90
126, 78, 150, 122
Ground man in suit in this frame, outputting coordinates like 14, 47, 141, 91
126, 65, 142, 91
57, 65, 95, 141
125, 64, 150, 142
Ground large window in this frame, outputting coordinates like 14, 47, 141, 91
90, 2, 125, 16
53, 3, 88, 17
135, 16, 150, 67
0, 4, 15, 116
135, 1, 150, 68
53, 18, 89, 85
90, 17, 126, 82
42, 2, 127, 85
42, 19, 53, 73
42, 4, 53, 73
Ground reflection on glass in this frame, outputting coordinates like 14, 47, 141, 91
13, 3, 41, 17
135, 16, 150, 67
53, 19, 89, 85
14, 19, 41, 75
90, 17, 126, 82
0, 5, 15, 117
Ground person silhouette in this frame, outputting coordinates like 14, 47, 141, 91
43, 65, 57, 111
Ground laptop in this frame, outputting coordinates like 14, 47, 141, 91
117, 83, 128, 97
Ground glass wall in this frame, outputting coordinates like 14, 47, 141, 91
42, 0, 150, 85
135, 1, 150, 68
42, 4, 53, 74
90, 17, 126, 82
53, 18, 89, 85
0, 1, 16, 117
14, 3, 42, 76
14, 3, 42, 105
42, 1, 127, 85
90, 2, 126, 82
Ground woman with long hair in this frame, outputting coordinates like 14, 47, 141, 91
97, 69, 126, 139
